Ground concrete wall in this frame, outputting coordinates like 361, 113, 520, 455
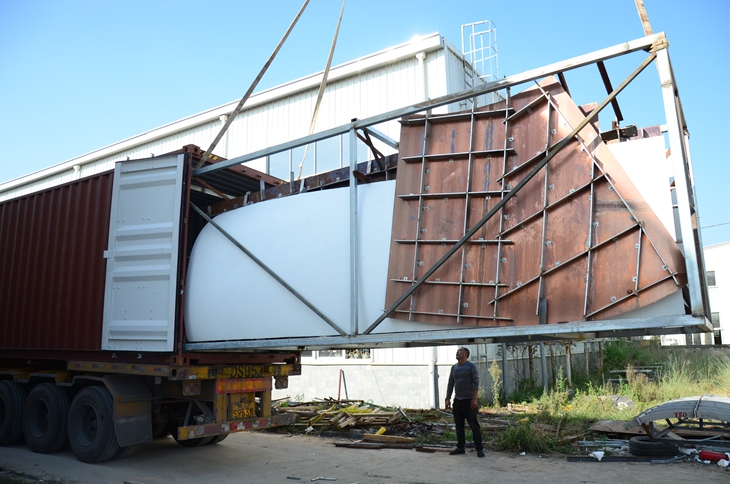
273, 342, 596, 408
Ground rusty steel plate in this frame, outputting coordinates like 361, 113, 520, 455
385, 78, 686, 327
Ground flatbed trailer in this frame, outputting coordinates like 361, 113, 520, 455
0, 357, 299, 462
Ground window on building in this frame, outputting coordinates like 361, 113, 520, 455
706, 271, 717, 287
317, 349, 342, 358
711, 312, 720, 329
301, 349, 372, 359
345, 348, 371, 359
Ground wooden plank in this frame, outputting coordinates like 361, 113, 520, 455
362, 434, 416, 444
335, 442, 383, 449
415, 446, 453, 453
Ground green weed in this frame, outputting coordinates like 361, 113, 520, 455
493, 417, 555, 453
488, 359, 503, 408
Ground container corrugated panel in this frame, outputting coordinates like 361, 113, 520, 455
0, 171, 114, 351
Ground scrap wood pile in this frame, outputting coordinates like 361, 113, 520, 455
331, 433, 468, 452
273, 398, 518, 445
274, 399, 402, 429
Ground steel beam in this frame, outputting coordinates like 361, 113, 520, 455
183, 314, 710, 351
596, 61, 624, 122
195, 0, 310, 169
194, 33, 665, 177
654, 49, 706, 316
362, 126, 399, 150
349, 125, 358, 334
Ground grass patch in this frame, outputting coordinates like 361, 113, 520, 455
483, 342, 730, 454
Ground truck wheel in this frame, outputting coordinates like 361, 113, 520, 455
68, 386, 119, 463
23, 383, 70, 453
206, 433, 229, 445
628, 436, 678, 457
172, 431, 213, 447
152, 421, 171, 439
0, 381, 26, 445
114, 444, 139, 459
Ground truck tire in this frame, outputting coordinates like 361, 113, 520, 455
152, 421, 172, 439
114, 444, 139, 459
206, 433, 229, 445
628, 436, 678, 457
68, 386, 119, 463
0, 381, 26, 445
23, 383, 70, 453
172, 431, 213, 447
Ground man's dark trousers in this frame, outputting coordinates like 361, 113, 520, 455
452, 398, 483, 451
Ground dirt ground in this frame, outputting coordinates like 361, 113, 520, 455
0, 431, 728, 484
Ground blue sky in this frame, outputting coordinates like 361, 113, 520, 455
1, 0, 728, 245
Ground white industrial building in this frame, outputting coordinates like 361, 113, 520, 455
659, 242, 727, 347
703, 242, 729, 345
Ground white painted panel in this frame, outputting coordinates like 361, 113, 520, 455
102, 154, 185, 351
608, 136, 676, 238
185, 181, 468, 341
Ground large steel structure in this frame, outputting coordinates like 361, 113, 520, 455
187, 32, 710, 351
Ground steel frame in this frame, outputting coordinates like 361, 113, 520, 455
373, 51, 658, 333
185, 32, 711, 351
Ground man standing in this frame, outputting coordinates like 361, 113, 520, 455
445, 347, 484, 458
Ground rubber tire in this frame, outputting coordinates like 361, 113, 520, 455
206, 433, 229, 445
68, 386, 119, 463
114, 444, 139, 459
0, 381, 26, 445
152, 421, 172, 439
23, 383, 70, 453
172, 430, 213, 447
628, 436, 678, 457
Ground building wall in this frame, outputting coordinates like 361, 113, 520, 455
273, 342, 595, 408
660, 242, 728, 346
273, 346, 456, 408
704, 242, 730, 344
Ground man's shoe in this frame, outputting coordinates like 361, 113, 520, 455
477, 450, 485, 458
449, 449, 465, 455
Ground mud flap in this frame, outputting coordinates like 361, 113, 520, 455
103, 375, 153, 447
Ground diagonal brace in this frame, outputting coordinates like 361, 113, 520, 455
190, 203, 347, 336
194, 0, 310, 169
363, 51, 657, 335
